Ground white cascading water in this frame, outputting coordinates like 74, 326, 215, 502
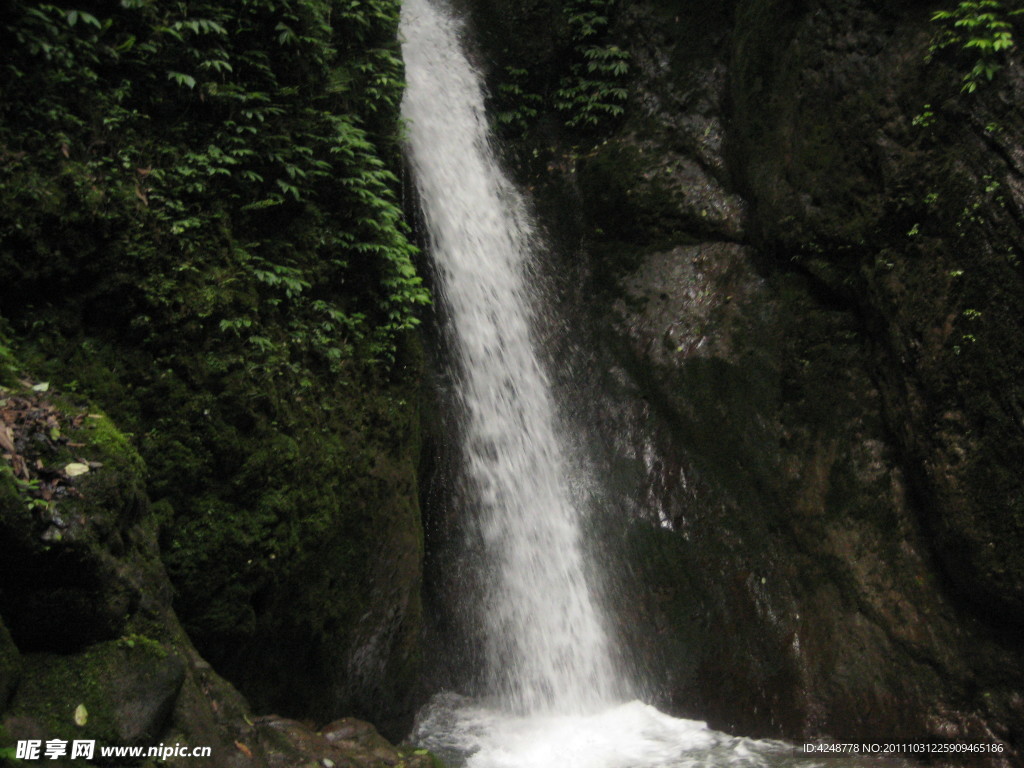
400, 0, 617, 715
401, 1, 910, 766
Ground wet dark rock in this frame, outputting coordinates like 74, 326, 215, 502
577, 139, 749, 245
0, 379, 436, 768
253, 715, 434, 768
0, 403, 151, 653
612, 243, 766, 367
453, 0, 1024, 764
4, 641, 186, 745
322, 717, 378, 743
0, 616, 20, 709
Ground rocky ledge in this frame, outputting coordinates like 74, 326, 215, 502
0, 376, 434, 768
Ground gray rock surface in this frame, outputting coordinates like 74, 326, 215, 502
449, 0, 1024, 763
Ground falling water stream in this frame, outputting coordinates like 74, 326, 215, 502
400, 1, 909, 766
400, 0, 617, 715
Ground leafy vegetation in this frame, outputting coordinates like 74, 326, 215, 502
0, 0, 429, 682
554, 0, 630, 129
1, 0, 428, 368
495, 66, 544, 136
930, 0, 1023, 92
492, 0, 630, 138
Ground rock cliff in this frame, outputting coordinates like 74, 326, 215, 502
442, 0, 1024, 762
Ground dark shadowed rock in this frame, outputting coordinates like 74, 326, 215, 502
444, 0, 1024, 764
3, 641, 185, 746
0, 617, 20, 709
252, 715, 434, 768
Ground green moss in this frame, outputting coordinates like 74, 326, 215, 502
0, 616, 22, 710
0, 326, 424, 722
402, 747, 448, 768
5, 641, 184, 756
0, 322, 18, 388
0, 466, 22, 518
8, 645, 124, 744
117, 634, 168, 660
78, 414, 145, 480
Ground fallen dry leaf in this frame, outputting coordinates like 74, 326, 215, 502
12, 454, 28, 479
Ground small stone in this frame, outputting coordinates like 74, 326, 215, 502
322, 718, 376, 743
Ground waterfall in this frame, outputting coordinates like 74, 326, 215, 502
400, 0, 618, 713
399, 2, 906, 766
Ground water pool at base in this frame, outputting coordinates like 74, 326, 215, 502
412, 693, 912, 768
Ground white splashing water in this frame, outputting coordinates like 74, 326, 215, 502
411, 693, 909, 768
401, 0, 618, 714
412, 693, 798, 768
400, 2, 912, 767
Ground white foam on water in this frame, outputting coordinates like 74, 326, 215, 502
412, 694, 813, 768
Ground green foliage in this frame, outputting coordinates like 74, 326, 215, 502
0, 0, 429, 670
0, 322, 18, 386
930, 0, 1023, 92
555, 0, 630, 129
1, 0, 428, 370
491, 0, 629, 139
912, 104, 936, 128
3, 470, 54, 517
495, 67, 544, 135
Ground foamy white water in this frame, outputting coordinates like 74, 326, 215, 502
412, 693, 906, 768
412, 694, 766, 768
401, 0, 618, 713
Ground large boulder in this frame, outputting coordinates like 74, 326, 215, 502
0, 374, 436, 766
4, 641, 186, 747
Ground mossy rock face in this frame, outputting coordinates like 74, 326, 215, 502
0, 0, 428, 732
1, 104, 427, 732
191, 374, 426, 733
0, 616, 21, 710
56, 328, 424, 732
3, 640, 185, 747
0, 371, 260, 764
0, 369, 431, 767
0, 384, 152, 653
